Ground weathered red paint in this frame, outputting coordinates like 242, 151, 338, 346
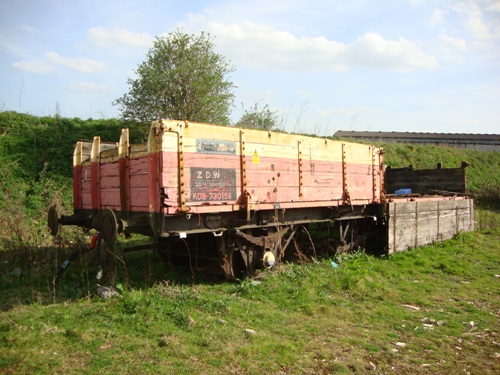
119, 157, 131, 213
73, 165, 82, 211
91, 161, 100, 211
148, 151, 161, 213
155, 150, 379, 208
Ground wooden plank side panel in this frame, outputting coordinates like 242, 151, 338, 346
130, 187, 149, 212
457, 200, 474, 232
180, 121, 241, 144
388, 199, 474, 253
100, 175, 120, 189
178, 159, 373, 205
156, 123, 383, 210
416, 211, 438, 247
159, 153, 178, 207
438, 211, 457, 239
81, 189, 92, 210
385, 167, 466, 194
130, 173, 149, 188
130, 144, 148, 159
100, 191, 121, 208
98, 161, 121, 209
130, 157, 149, 174
302, 159, 344, 201
246, 155, 298, 203
100, 162, 119, 177
343, 142, 375, 165
129, 156, 150, 212
81, 166, 92, 209
244, 141, 298, 160
389, 201, 419, 252
302, 140, 343, 163
345, 163, 375, 201
101, 148, 119, 163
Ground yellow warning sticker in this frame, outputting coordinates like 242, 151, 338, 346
252, 149, 260, 164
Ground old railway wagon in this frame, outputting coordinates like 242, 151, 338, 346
48, 120, 474, 279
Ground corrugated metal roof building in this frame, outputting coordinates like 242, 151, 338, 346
333, 131, 500, 151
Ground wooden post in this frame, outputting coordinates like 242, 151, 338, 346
90, 136, 101, 212
73, 141, 83, 212
119, 129, 130, 216
148, 123, 161, 214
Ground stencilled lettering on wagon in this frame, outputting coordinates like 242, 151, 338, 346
190, 167, 237, 202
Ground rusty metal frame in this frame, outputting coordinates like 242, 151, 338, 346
298, 140, 303, 197
239, 130, 251, 223
371, 146, 378, 202
177, 129, 187, 212
341, 143, 350, 205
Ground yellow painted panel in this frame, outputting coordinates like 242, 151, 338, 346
153, 120, 381, 165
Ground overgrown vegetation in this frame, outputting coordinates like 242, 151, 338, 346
1, 226, 499, 374
0, 111, 148, 245
1, 111, 499, 373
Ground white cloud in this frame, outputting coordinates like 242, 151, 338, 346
488, 0, 500, 12
86, 27, 153, 49
12, 60, 54, 74
428, 9, 446, 27
208, 21, 437, 72
436, 34, 468, 58
63, 81, 116, 92
452, 1, 495, 40
346, 32, 438, 71
208, 21, 347, 71
44, 52, 107, 73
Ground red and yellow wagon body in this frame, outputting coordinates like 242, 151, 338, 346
73, 120, 384, 220
51, 120, 473, 278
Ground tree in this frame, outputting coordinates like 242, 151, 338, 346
236, 102, 282, 131
114, 30, 236, 124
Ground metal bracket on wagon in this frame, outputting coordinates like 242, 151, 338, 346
236, 227, 290, 249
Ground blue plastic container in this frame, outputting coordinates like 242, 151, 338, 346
395, 188, 412, 195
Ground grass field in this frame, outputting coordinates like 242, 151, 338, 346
1, 209, 499, 374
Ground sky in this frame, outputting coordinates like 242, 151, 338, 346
1, 0, 499, 135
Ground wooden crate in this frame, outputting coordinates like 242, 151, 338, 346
387, 198, 474, 253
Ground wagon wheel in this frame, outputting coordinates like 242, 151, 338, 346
99, 208, 117, 247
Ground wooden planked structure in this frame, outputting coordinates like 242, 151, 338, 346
60, 119, 476, 276
385, 163, 468, 195
73, 120, 384, 218
387, 198, 474, 253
